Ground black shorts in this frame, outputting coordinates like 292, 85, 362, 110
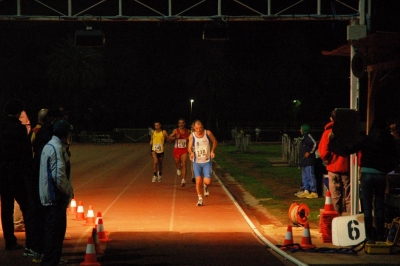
151, 150, 164, 158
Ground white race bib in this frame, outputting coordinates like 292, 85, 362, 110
177, 139, 187, 148
154, 143, 162, 152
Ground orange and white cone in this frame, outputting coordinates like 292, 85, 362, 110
300, 222, 316, 249
95, 212, 108, 233
280, 225, 294, 250
74, 201, 86, 220
95, 212, 102, 226
283, 225, 294, 246
324, 190, 336, 212
68, 197, 77, 215
84, 205, 96, 226
80, 237, 100, 266
97, 218, 112, 242
92, 227, 104, 255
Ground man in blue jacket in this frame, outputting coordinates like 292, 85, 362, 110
295, 124, 318, 199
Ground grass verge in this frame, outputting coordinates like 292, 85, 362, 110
214, 143, 325, 227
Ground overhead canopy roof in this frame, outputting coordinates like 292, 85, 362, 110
322, 31, 400, 130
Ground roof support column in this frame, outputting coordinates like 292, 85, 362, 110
349, 0, 367, 216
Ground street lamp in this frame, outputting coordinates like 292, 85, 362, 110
190, 99, 194, 123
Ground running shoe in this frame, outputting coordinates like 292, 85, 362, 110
296, 190, 310, 198
152, 175, 157, 182
23, 248, 38, 257
59, 258, 68, 265
204, 185, 209, 197
196, 198, 203, 206
306, 192, 318, 199
294, 190, 303, 197
177, 169, 182, 175
158, 175, 162, 182
32, 253, 43, 264
181, 179, 186, 187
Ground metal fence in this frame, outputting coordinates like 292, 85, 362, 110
282, 134, 301, 167
112, 128, 150, 143
235, 134, 251, 152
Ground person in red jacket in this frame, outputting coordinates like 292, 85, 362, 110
318, 110, 350, 215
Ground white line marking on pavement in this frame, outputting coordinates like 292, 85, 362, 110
72, 159, 152, 254
169, 174, 178, 231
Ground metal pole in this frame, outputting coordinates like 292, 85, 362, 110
190, 99, 194, 123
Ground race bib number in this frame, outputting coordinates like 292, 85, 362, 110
177, 139, 187, 148
154, 143, 162, 152
196, 145, 209, 162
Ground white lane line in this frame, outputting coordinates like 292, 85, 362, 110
73, 152, 137, 191
72, 159, 152, 253
102, 160, 152, 216
169, 174, 178, 231
212, 168, 308, 266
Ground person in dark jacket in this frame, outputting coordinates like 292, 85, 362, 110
0, 99, 33, 251
295, 124, 318, 199
346, 118, 399, 243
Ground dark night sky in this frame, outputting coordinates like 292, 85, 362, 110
0, 1, 399, 136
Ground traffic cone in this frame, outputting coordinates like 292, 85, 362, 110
74, 201, 86, 220
84, 205, 96, 226
80, 237, 100, 266
95, 212, 108, 233
324, 190, 335, 212
95, 212, 103, 225
91, 227, 104, 255
300, 222, 316, 249
283, 225, 294, 246
69, 197, 77, 215
97, 218, 112, 242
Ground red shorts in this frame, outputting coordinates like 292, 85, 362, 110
173, 148, 188, 159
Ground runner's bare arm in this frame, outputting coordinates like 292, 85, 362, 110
188, 133, 194, 160
163, 130, 170, 142
167, 129, 177, 141
207, 130, 217, 158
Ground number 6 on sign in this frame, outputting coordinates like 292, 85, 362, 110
332, 214, 366, 246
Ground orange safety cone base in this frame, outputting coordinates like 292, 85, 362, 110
92, 228, 104, 255
97, 218, 112, 242
74, 201, 86, 220
73, 215, 86, 220
300, 222, 316, 249
80, 237, 101, 266
99, 237, 112, 243
68, 208, 77, 215
283, 225, 294, 246
83, 219, 96, 226
68, 198, 77, 215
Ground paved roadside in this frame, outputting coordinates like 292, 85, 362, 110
0, 143, 293, 266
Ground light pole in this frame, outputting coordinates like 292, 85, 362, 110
190, 99, 194, 123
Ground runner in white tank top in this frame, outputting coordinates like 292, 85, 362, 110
188, 120, 217, 206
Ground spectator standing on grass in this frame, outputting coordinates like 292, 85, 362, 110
39, 119, 73, 265
318, 109, 350, 214
295, 124, 318, 199
188, 120, 217, 206
255, 126, 261, 142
